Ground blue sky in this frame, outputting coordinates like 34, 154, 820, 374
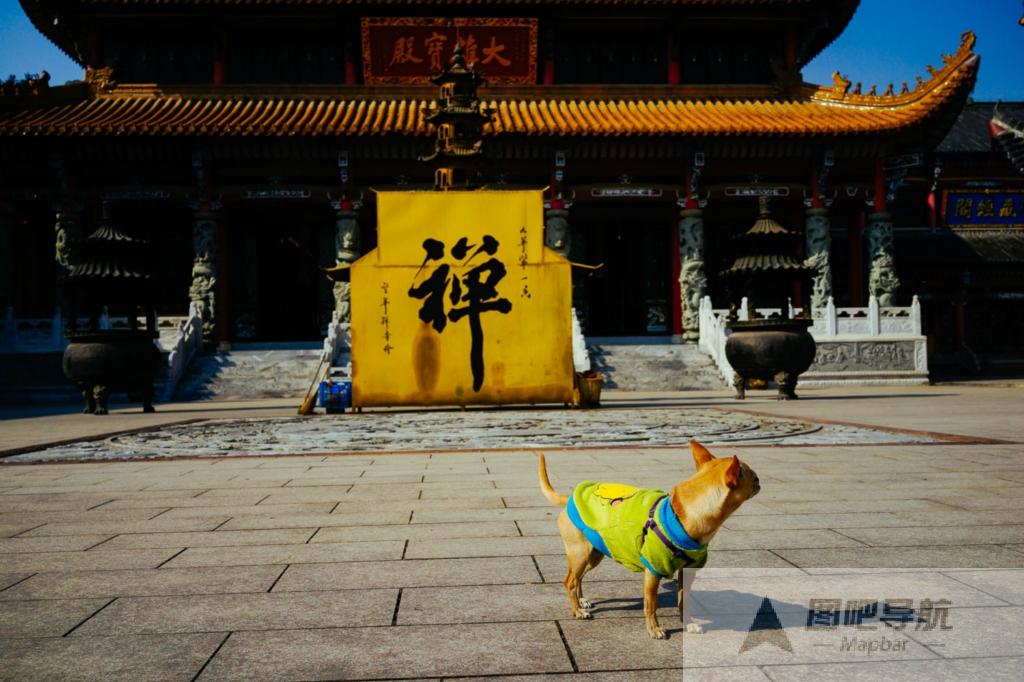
1, 0, 1022, 99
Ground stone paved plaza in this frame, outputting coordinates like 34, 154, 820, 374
1, 385, 1023, 681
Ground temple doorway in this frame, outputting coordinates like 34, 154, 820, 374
227, 203, 333, 342
577, 203, 674, 336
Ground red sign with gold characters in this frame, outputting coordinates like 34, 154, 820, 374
361, 18, 537, 84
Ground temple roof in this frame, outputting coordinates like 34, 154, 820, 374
0, 31, 977, 142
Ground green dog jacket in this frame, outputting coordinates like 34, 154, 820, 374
567, 481, 708, 578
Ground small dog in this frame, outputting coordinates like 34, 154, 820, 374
538, 440, 760, 639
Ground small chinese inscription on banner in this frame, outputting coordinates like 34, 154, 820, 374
361, 18, 537, 84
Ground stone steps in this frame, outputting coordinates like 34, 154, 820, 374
586, 340, 725, 391
173, 346, 322, 401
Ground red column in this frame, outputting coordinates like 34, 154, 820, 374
667, 33, 680, 85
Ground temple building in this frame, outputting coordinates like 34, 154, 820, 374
4, 0, 1016, 387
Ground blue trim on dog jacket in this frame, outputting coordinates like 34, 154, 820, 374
568, 481, 708, 579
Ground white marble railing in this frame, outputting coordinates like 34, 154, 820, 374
322, 311, 352, 376
699, 295, 926, 385
162, 303, 203, 400
1, 307, 193, 354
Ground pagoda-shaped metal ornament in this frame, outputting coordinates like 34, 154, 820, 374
420, 43, 494, 190
62, 201, 161, 414
721, 196, 816, 400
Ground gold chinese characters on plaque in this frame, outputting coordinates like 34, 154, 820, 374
361, 17, 538, 84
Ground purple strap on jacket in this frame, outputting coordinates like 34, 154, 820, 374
641, 495, 687, 559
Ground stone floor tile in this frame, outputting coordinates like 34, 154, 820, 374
758, 657, 1024, 682
333, 497, 507, 513
0, 547, 182, 573
398, 581, 683, 625
18, 515, 231, 537
102, 492, 266, 509
722, 513, 904, 531
0, 633, 225, 682
411, 506, 559, 524
311, 521, 518, 543
0, 572, 31, 591
405, 535, 566, 559
163, 539, 405, 568
73, 588, 398, 635
759, 499, 953, 514
159, 502, 335, 518
0, 564, 284, 600
689, 571, 1005, 617
0, 522, 41, 537
460, 671, 693, 682
197, 622, 571, 680
777, 545, 1024, 571
0, 534, 112, 553
0, 494, 114, 513
0, 597, 109, 637
903, 606, 1024, 657
559, 617, 687, 671
99, 528, 314, 550
838, 525, 1024, 547
702, 529, 863, 551
420, 486, 539, 500
942, 569, 1024, 605
273, 556, 540, 592
219, 510, 409, 530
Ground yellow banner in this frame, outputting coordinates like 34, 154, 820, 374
351, 190, 574, 407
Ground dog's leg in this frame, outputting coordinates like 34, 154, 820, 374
558, 511, 596, 619
678, 568, 703, 634
576, 550, 603, 610
644, 569, 666, 639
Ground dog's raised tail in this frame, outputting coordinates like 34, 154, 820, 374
538, 453, 569, 506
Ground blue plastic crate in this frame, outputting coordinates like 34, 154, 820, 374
318, 380, 352, 412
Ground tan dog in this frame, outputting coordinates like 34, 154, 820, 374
538, 440, 760, 639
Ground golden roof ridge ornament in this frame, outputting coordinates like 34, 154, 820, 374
813, 30, 977, 106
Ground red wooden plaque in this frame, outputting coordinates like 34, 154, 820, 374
361, 17, 538, 84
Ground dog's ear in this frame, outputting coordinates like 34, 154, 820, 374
723, 456, 741, 488
690, 440, 716, 469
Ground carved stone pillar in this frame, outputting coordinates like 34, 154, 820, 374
678, 208, 707, 341
333, 203, 360, 323
804, 206, 833, 314
544, 206, 570, 258
189, 202, 219, 345
866, 211, 900, 306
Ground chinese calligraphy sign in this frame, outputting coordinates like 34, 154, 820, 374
943, 189, 1024, 228
362, 18, 538, 84
350, 190, 573, 408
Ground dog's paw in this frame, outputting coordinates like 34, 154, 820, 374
578, 597, 593, 609
575, 609, 593, 620
686, 622, 705, 635
647, 626, 667, 640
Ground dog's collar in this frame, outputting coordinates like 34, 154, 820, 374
644, 495, 704, 556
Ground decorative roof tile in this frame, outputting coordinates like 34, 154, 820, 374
0, 32, 978, 140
